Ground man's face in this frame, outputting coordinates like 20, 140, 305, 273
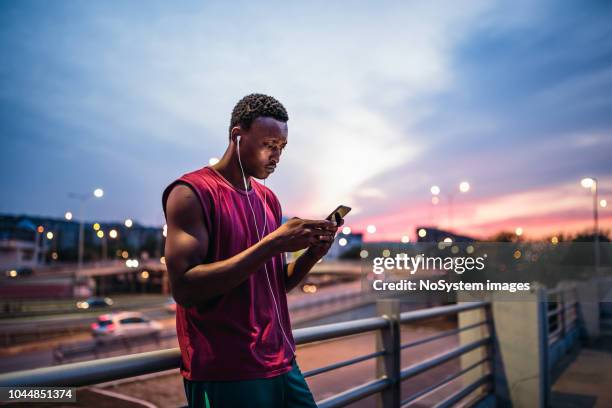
240, 117, 288, 179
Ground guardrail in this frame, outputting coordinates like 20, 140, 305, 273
0, 300, 493, 407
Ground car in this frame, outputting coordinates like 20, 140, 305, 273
91, 311, 162, 339
165, 297, 177, 313
5, 267, 33, 278
76, 296, 114, 310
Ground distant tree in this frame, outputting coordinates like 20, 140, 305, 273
572, 231, 610, 243
488, 231, 518, 242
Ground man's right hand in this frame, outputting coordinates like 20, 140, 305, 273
266, 217, 337, 253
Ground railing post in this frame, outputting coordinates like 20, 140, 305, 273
457, 300, 492, 402
376, 299, 401, 408
560, 289, 566, 338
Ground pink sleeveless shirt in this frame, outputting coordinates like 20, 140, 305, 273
161, 165, 295, 381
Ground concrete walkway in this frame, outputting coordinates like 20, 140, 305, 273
552, 335, 612, 408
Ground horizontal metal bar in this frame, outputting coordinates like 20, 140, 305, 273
434, 373, 493, 408
303, 350, 385, 378
548, 326, 562, 339
401, 356, 490, 406
0, 348, 181, 387
400, 337, 490, 381
0, 316, 389, 387
293, 316, 388, 345
400, 302, 489, 325
401, 320, 490, 351
317, 377, 391, 408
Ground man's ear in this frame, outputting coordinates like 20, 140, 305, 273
230, 126, 242, 144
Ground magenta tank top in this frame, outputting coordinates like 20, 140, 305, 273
161, 165, 295, 381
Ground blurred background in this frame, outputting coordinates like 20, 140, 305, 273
1, 1, 611, 407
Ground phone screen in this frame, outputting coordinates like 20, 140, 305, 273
326, 205, 351, 223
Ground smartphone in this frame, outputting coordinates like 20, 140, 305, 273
326, 205, 351, 224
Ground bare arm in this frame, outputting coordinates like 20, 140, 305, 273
164, 184, 279, 307
284, 251, 321, 293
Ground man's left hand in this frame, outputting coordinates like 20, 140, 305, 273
305, 218, 344, 260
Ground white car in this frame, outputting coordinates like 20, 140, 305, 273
91, 312, 162, 339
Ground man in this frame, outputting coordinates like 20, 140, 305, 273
162, 93, 341, 407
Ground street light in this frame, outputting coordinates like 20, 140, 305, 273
68, 188, 104, 274
65, 211, 73, 221
447, 181, 471, 229
580, 177, 600, 270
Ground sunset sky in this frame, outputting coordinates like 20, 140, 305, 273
1, 0, 611, 241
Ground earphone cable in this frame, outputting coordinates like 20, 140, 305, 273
236, 137, 297, 356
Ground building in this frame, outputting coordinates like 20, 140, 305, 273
0, 213, 164, 265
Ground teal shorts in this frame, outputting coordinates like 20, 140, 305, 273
183, 358, 318, 408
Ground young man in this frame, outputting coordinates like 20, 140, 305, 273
162, 93, 341, 407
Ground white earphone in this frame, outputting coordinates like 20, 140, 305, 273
235, 134, 296, 356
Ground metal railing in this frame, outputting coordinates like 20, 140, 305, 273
545, 283, 582, 375
0, 300, 493, 408
546, 284, 579, 346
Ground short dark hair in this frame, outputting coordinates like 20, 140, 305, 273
229, 93, 288, 137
